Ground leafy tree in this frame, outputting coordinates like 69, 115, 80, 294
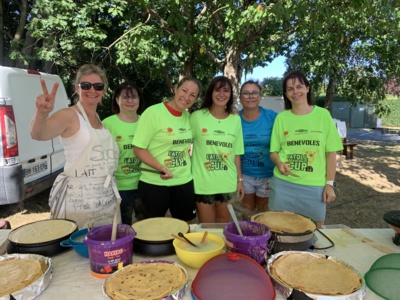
261, 77, 282, 96
1, 0, 35, 67
119, 0, 303, 99
285, 0, 400, 111
4, 0, 399, 116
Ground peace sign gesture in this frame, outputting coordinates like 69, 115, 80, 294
35, 79, 59, 114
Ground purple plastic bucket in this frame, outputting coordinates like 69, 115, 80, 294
84, 224, 136, 278
223, 221, 271, 265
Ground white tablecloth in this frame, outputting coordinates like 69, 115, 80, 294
1, 228, 399, 299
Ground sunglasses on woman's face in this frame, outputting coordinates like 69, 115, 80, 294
79, 82, 105, 91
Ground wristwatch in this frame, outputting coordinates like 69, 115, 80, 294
326, 180, 336, 188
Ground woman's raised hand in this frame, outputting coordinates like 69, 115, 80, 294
35, 79, 59, 113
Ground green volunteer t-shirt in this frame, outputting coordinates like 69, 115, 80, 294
190, 109, 244, 194
132, 103, 193, 186
270, 106, 343, 186
102, 114, 141, 190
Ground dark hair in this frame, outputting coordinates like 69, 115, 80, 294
240, 79, 262, 93
282, 71, 313, 109
201, 76, 234, 113
111, 82, 144, 114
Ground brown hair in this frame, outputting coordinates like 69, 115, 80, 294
282, 71, 312, 109
201, 76, 234, 114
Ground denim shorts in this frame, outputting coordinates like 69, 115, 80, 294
242, 174, 271, 198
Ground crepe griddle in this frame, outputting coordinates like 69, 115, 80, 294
191, 253, 275, 300
383, 210, 400, 245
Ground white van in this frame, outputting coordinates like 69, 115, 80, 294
0, 66, 70, 205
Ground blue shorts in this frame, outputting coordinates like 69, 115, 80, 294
242, 174, 271, 198
269, 177, 326, 222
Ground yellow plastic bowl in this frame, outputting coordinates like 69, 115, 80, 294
173, 232, 225, 269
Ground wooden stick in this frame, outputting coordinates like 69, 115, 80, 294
201, 231, 208, 245
171, 233, 193, 246
130, 166, 164, 174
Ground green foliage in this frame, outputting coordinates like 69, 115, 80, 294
2, 0, 399, 115
285, 0, 400, 108
261, 77, 282, 96
378, 99, 400, 127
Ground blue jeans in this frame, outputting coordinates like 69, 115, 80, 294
118, 190, 144, 225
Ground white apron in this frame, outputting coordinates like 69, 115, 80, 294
49, 102, 121, 228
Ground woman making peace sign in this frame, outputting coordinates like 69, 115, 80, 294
30, 64, 120, 228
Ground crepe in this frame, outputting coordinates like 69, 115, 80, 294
0, 258, 44, 296
253, 211, 315, 234
270, 253, 362, 295
8, 219, 77, 244
132, 217, 189, 241
105, 262, 186, 300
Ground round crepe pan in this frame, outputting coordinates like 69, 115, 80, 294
383, 210, 400, 233
251, 211, 317, 253
132, 217, 189, 256
7, 219, 78, 256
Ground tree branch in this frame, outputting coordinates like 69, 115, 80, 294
106, 14, 151, 50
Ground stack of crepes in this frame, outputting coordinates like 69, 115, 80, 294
270, 252, 362, 295
0, 258, 45, 296
105, 262, 186, 300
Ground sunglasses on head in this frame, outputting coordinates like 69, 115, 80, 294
79, 82, 105, 91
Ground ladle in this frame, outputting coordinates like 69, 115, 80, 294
178, 232, 198, 247
228, 204, 243, 236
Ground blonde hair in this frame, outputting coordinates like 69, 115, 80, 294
73, 64, 108, 103
74, 64, 108, 89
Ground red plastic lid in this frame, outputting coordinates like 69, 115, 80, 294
191, 253, 275, 300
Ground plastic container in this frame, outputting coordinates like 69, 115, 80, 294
173, 232, 225, 269
192, 253, 275, 300
60, 228, 89, 258
84, 224, 136, 278
223, 221, 271, 265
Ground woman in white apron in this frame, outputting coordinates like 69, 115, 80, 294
30, 64, 120, 228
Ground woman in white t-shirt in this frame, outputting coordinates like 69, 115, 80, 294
30, 64, 120, 229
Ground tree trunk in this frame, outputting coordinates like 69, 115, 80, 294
20, 0, 37, 69
325, 77, 337, 111
223, 49, 245, 110
179, 54, 195, 80
10, 0, 28, 67
0, 0, 3, 65
224, 61, 239, 104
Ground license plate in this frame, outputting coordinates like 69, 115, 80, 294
24, 162, 48, 177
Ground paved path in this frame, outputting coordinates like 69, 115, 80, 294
347, 128, 400, 143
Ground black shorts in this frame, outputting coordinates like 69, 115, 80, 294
195, 192, 235, 204
138, 180, 196, 221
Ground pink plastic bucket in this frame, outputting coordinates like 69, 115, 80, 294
223, 221, 271, 265
84, 224, 135, 278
